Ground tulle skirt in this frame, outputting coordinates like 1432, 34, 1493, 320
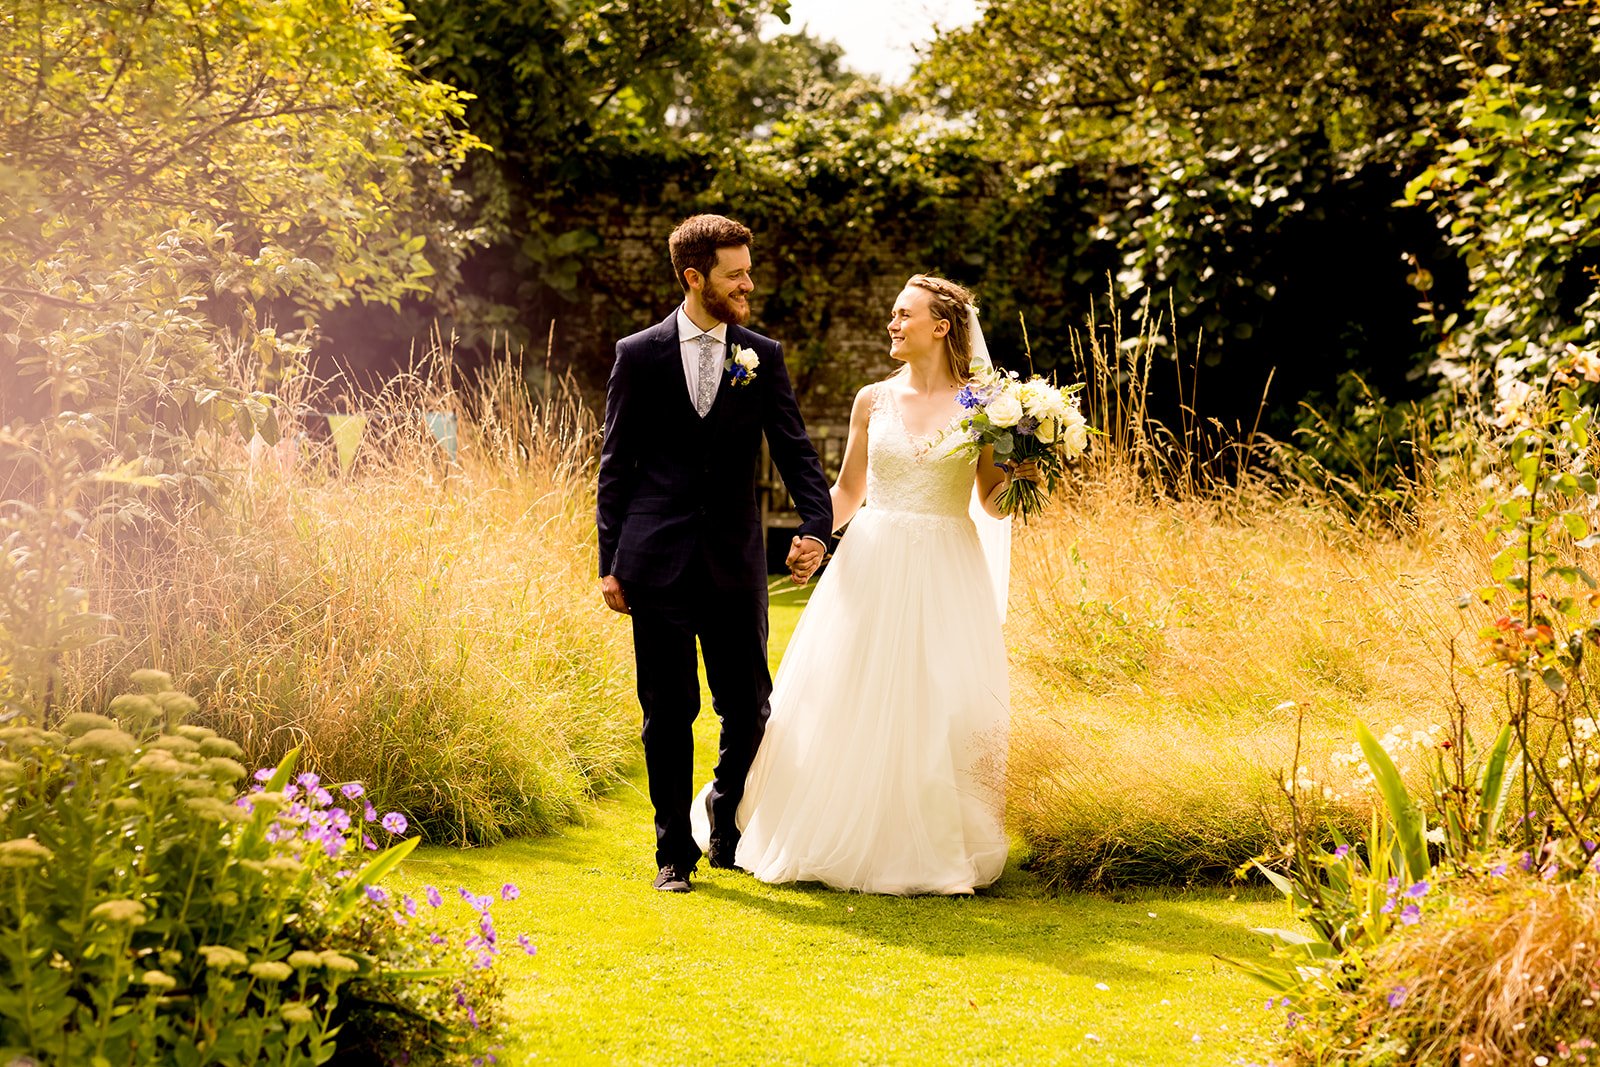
698, 505, 1010, 895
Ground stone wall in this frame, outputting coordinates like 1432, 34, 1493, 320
545, 186, 926, 426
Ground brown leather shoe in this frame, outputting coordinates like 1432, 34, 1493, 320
653, 864, 692, 893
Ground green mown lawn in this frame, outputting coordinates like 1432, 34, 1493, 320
401, 582, 1289, 1065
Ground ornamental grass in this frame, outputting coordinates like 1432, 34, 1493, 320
1295, 869, 1600, 1065
63, 353, 634, 845
1004, 306, 1504, 888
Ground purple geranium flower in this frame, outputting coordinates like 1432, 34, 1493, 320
426, 885, 443, 908
381, 812, 407, 835
1400, 903, 1422, 925
517, 934, 537, 956
364, 802, 378, 821
365, 885, 390, 904
1332, 845, 1350, 860
459, 887, 493, 913
1404, 881, 1429, 899
296, 772, 321, 792
501, 883, 520, 901
1387, 985, 1408, 1008
253, 767, 275, 783
341, 782, 365, 800
403, 894, 418, 917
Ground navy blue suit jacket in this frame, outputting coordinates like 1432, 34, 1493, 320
597, 312, 834, 590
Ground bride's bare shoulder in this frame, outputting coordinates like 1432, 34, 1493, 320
852, 382, 880, 418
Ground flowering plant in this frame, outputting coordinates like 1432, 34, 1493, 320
938, 362, 1089, 520
725, 344, 759, 386
0, 671, 529, 1065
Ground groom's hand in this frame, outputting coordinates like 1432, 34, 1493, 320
600, 575, 630, 614
785, 536, 825, 585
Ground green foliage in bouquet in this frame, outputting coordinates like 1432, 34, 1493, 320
0, 671, 520, 1066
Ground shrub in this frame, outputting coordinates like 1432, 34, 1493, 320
0, 673, 525, 1065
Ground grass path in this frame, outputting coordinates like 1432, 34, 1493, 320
401, 585, 1290, 1065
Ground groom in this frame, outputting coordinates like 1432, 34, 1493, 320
597, 214, 834, 893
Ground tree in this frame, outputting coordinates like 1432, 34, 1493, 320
388, 0, 793, 353
914, 0, 1600, 447
0, 0, 482, 709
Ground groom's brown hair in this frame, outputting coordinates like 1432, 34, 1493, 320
669, 215, 753, 292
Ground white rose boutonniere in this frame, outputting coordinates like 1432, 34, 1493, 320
726, 344, 760, 387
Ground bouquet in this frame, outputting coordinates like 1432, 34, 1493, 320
939, 362, 1089, 521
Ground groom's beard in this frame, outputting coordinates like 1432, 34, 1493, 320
703, 285, 751, 326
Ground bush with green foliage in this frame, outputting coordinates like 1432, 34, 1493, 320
0, 671, 523, 1065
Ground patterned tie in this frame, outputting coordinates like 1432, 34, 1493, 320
694, 332, 719, 417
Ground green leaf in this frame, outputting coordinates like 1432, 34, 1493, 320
1249, 859, 1293, 897
1542, 666, 1568, 694
1251, 926, 1319, 946
1355, 720, 1430, 881
329, 836, 420, 927
1476, 723, 1517, 850
1213, 954, 1299, 993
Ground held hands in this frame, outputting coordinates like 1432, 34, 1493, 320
600, 575, 629, 614
785, 535, 826, 585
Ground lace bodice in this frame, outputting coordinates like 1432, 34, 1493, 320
864, 384, 978, 520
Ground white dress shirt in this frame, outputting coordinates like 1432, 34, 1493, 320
672, 306, 827, 554
676, 306, 727, 409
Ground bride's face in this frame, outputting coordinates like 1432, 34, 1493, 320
887, 287, 949, 363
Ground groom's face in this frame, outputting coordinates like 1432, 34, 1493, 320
696, 245, 754, 325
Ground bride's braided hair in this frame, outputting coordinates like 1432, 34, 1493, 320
906, 274, 976, 384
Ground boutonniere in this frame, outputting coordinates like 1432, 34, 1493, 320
726, 344, 759, 387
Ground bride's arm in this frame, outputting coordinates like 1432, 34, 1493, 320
829, 385, 873, 532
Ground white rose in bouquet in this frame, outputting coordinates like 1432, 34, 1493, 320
985, 389, 1024, 428
1018, 380, 1052, 419
1033, 416, 1057, 444
1062, 412, 1089, 454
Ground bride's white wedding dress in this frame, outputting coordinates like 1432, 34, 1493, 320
695, 384, 1010, 895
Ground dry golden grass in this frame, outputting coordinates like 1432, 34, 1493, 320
1003, 306, 1507, 887
1330, 871, 1600, 1064
66, 357, 634, 844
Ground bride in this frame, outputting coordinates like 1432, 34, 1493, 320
694, 274, 1034, 895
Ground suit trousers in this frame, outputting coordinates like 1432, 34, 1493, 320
627, 552, 772, 870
